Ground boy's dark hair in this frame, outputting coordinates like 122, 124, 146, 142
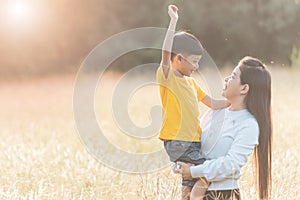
171, 31, 204, 61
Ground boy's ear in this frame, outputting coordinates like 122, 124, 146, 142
177, 54, 182, 62
240, 84, 249, 95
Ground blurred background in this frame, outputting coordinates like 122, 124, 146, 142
0, 0, 300, 79
1, 1, 300, 198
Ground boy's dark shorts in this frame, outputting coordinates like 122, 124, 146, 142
164, 140, 206, 187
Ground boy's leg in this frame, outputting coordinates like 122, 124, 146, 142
190, 178, 209, 200
164, 141, 207, 199
182, 186, 192, 200
181, 177, 197, 198
163, 140, 187, 162
163, 140, 193, 199
182, 142, 207, 199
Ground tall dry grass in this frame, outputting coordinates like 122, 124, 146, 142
0, 68, 299, 199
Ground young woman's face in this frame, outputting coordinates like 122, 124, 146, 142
222, 66, 243, 99
178, 54, 202, 76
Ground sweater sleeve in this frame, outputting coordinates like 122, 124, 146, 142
190, 119, 259, 182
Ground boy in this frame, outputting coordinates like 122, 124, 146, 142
157, 5, 229, 199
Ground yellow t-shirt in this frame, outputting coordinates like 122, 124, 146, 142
157, 65, 207, 142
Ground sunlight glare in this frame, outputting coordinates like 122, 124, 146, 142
5, 1, 33, 23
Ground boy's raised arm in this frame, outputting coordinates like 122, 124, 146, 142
161, 5, 178, 78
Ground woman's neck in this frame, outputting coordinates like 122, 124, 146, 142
228, 98, 247, 111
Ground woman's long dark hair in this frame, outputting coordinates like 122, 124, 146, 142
239, 56, 272, 200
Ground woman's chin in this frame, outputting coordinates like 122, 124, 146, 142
221, 91, 226, 98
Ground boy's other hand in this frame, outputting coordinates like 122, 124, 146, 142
168, 5, 178, 21
176, 161, 194, 180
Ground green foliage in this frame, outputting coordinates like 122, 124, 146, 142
290, 46, 300, 68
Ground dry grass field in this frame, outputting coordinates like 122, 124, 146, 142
0, 68, 299, 199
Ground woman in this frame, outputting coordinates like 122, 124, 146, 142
177, 56, 272, 200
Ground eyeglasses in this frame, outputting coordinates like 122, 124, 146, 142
180, 55, 200, 67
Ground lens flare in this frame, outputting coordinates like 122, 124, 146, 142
5, 1, 33, 24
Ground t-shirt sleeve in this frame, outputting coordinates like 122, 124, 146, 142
156, 63, 172, 84
192, 79, 207, 101
157, 64, 173, 100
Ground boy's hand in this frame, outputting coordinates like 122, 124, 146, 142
176, 161, 194, 180
168, 5, 178, 21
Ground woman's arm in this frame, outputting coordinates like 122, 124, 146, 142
178, 119, 259, 182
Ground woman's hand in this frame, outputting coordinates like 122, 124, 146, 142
176, 161, 194, 180
168, 5, 178, 21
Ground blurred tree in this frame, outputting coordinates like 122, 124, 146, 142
290, 46, 300, 67
0, 0, 299, 77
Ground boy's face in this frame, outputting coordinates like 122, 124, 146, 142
177, 54, 202, 76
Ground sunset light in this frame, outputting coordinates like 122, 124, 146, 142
0, 1, 300, 199
5, 1, 34, 24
